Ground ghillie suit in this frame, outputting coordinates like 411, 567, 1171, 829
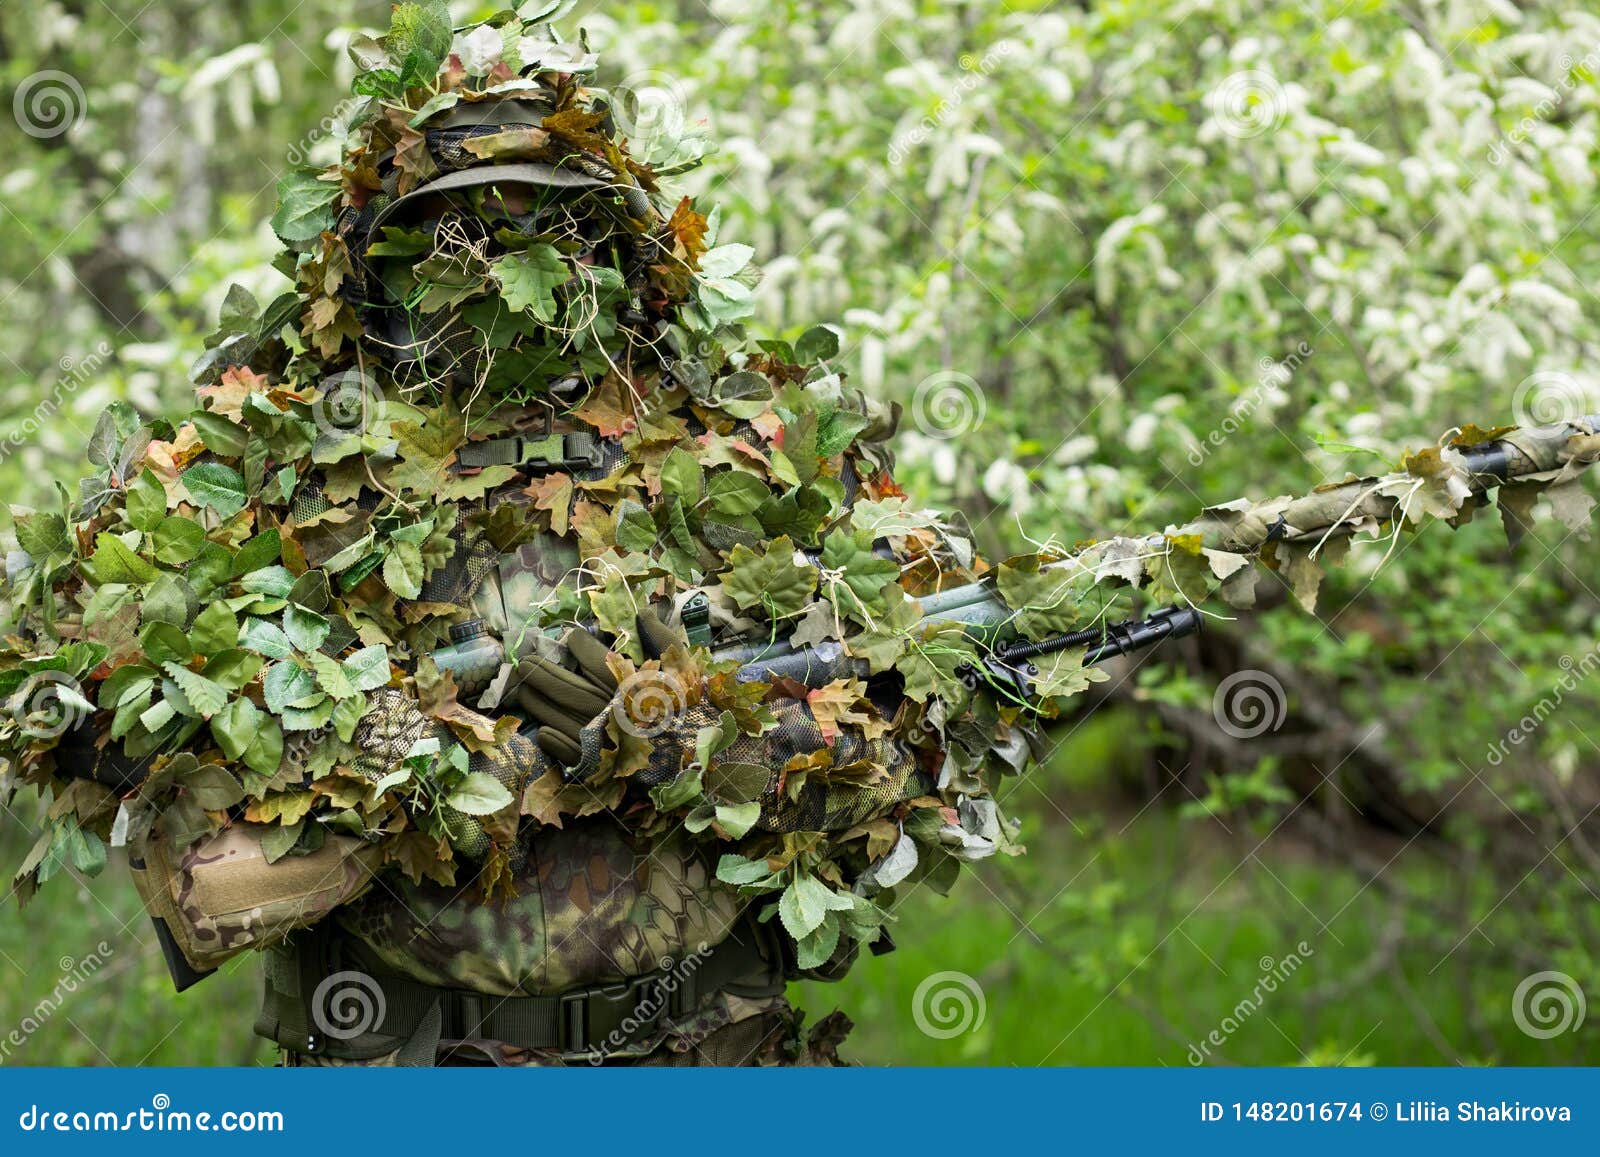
5, 4, 1599, 1065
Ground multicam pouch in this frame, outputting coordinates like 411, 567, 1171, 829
129, 823, 381, 976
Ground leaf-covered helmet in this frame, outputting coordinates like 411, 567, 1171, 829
264, 1, 748, 401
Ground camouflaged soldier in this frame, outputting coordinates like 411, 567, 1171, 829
13, 6, 955, 1067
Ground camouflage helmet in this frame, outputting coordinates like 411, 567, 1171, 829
267, 2, 728, 398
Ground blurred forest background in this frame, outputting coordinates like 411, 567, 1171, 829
2, 0, 1600, 1065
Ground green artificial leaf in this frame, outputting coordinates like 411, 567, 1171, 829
706, 471, 769, 517
996, 555, 1088, 639
188, 410, 248, 458
190, 602, 239, 655
201, 649, 262, 690
231, 530, 282, 577
492, 245, 567, 321
152, 516, 207, 565
241, 617, 294, 659
365, 226, 434, 257
243, 718, 284, 777
331, 693, 369, 743
716, 853, 781, 889
720, 536, 815, 620
793, 912, 842, 970
284, 604, 331, 652
125, 469, 168, 531
794, 324, 841, 364
383, 541, 424, 599
649, 762, 705, 813
241, 565, 296, 598
89, 533, 158, 584
162, 662, 230, 719
181, 763, 246, 810
182, 462, 248, 518
714, 800, 761, 839
211, 697, 262, 761
12, 508, 69, 558
614, 500, 657, 554
270, 170, 342, 242
778, 872, 852, 940
659, 447, 703, 502
820, 529, 900, 620
446, 770, 515, 816
308, 650, 355, 700
141, 573, 196, 629
264, 661, 320, 713
341, 644, 392, 692
140, 621, 193, 666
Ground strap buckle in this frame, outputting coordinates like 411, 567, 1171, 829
559, 976, 670, 1057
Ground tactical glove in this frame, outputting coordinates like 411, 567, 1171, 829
510, 607, 684, 773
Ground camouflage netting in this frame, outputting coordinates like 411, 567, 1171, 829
4, 1, 1600, 981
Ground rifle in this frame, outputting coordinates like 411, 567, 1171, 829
701, 414, 1600, 695
437, 415, 1599, 702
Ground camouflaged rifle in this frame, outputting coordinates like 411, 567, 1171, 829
435, 413, 1600, 705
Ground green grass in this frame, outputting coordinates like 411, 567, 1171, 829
1, 712, 1591, 1066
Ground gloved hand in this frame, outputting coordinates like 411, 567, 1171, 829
511, 608, 685, 774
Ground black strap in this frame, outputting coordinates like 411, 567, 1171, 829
270, 916, 782, 1063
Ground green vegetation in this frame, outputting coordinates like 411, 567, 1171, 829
2, 0, 1598, 1064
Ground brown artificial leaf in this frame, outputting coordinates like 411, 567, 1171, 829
463, 126, 552, 161
198, 366, 268, 418
806, 678, 875, 746
571, 373, 640, 438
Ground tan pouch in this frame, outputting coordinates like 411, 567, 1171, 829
130, 824, 381, 977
